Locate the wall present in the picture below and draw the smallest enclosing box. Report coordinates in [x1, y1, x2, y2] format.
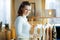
[11, 0, 16, 39]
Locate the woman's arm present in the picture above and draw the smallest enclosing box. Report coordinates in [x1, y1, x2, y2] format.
[15, 17, 27, 38]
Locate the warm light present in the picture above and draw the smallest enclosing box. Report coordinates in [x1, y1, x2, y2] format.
[49, 11, 52, 15]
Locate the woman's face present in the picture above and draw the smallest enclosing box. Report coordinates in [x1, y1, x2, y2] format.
[22, 5, 31, 16]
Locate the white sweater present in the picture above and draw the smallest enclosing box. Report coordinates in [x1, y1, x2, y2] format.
[15, 16, 31, 38]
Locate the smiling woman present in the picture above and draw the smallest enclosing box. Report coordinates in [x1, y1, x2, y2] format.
[15, 1, 32, 40]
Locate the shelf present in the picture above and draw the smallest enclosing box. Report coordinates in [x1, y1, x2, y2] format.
[28, 16, 60, 18]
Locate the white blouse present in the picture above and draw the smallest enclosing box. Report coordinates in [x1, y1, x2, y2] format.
[15, 16, 31, 38]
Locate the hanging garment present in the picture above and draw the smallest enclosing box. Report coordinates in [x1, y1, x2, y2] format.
[34, 24, 43, 40]
[52, 25, 57, 40]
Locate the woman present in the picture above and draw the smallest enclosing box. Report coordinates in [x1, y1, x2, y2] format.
[15, 1, 31, 40]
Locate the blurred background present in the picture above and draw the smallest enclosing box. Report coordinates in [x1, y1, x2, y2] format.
[0, 0, 60, 40]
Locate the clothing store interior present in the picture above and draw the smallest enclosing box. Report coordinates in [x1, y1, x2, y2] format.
[0, 0, 60, 40]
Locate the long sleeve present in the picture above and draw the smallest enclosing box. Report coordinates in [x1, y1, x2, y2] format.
[15, 17, 26, 38]
[15, 16, 31, 38]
